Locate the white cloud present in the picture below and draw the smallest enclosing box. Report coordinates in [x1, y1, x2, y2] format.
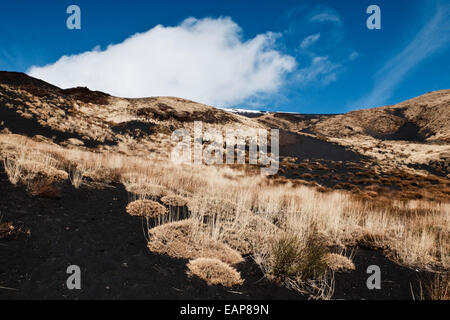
[300, 33, 321, 49]
[28, 17, 296, 107]
[296, 56, 340, 85]
[349, 52, 360, 61]
[310, 8, 342, 24]
[355, 4, 450, 108]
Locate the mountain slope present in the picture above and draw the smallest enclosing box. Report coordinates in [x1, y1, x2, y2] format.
[313, 90, 450, 143]
[257, 90, 450, 143]
[0, 71, 261, 158]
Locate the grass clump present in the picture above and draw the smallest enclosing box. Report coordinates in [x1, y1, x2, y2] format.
[126, 199, 168, 218]
[186, 258, 244, 287]
[270, 233, 328, 283]
[221, 215, 281, 255]
[322, 253, 355, 271]
[187, 197, 237, 222]
[425, 273, 449, 300]
[125, 183, 168, 200]
[161, 195, 189, 221]
[148, 219, 243, 265]
[161, 195, 188, 207]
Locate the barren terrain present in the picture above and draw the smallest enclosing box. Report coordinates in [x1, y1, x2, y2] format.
[0, 72, 448, 300]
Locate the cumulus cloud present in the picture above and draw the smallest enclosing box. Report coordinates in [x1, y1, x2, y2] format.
[28, 17, 296, 107]
[300, 33, 321, 49]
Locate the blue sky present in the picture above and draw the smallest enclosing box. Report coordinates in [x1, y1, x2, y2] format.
[0, 0, 449, 113]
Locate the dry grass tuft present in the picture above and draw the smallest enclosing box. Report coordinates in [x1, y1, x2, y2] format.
[125, 183, 168, 199]
[147, 219, 243, 265]
[425, 273, 450, 300]
[126, 200, 168, 218]
[161, 195, 188, 207]
[187, 197, 238, 222]
[221, 215, 281, 255]
[3, 156, 68, 186]
[269, 233, 328, 283]
[323, 253, 355, 271]
[186, 258, 244, 287]
[27, 181, 61, 199]
[69, 165, 85, 189]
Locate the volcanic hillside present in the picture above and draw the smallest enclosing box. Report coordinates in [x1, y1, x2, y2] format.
[255, 91, 450, 202]
[0, 71, 449, 201]
[259, 90, 450, 143]
[0, 71, 261, 158]
[0, 71, 449, 300]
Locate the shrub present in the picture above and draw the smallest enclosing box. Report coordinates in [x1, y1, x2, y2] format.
[365, 191, 378, 198]
[161, 195, 188, 207]
[125, 183, 167, 199]
[221, 215, 281, 255]
[187, 197, 237, 222]
[126, 200, 167, 218]
[271, 234, 302, 279]
[271, 233, 328, 282]
[323, 253, 355, 271]
[186, 258, 244, 287]
[3, 156, 68, 186]
[161, 195, 189, 221]
[148, 219, 244, 265]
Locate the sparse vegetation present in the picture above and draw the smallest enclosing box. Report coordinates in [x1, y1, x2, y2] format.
[161, 195, 188, 207]
[0, 74, 448, 299]
[147, 219, 244, 265]
[425, 273, 450, 300]
[126, 200, 168, 218]
[186, 258, 244, 287]
[323, 253, 355, 271]
[1, 133, 448, 277]
[270, 233, 328, 282]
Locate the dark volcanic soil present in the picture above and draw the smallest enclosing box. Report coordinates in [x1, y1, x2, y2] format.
[333, 247, 430, 300]
[0, 166, 302, 300]
[279, 130, 365, 162]
[0, 165, 429, 300]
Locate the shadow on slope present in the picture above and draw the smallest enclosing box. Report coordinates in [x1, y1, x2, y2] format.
[0, 165, 302, 300]
[279, 130, 365, 162]
[0, 104, 115, 148]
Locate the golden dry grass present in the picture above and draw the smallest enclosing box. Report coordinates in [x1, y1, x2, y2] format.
[161, 195, 188, 207]
[147, 219, 244, 265]
[126, 200, 168, 218]
[186, 258, 244, 287]
[0, 132, 448, 295]
[2, 75, 449, 297]
[323, 253, 355, 271]
[425, 273, 450, 300]
[310, 90, 450, 142]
